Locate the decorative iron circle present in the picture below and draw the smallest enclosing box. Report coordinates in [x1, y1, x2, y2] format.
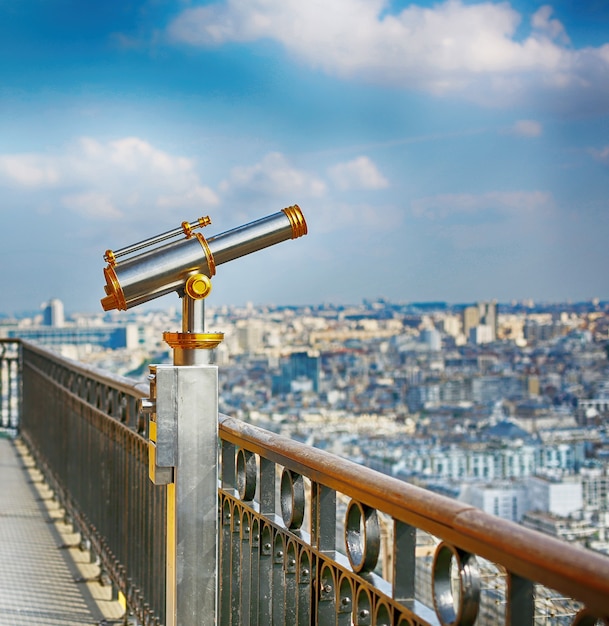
[432, 542, 480, 626]
[236, 448, 257, 501]
[280, 469, 305, 530]
[345, 500, 380, 573]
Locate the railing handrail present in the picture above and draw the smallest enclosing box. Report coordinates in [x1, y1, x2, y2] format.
[219, 413, 609, 615]
[1, 338, 149, 400]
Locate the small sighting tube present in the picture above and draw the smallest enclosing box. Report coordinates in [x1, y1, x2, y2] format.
[101, 205, 307, 311]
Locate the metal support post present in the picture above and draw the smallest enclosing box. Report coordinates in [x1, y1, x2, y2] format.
[144, 291, 223, 626]
[164, 363, 218, 625]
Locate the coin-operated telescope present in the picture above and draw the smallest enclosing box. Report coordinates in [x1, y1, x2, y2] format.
[101, 204, 307, 363]
[101, 204, 307, 312]
[99, 205, 307, 626]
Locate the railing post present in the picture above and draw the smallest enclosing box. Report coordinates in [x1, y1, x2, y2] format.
[144, 295, 221, 626]
[165, 363, 218, 626]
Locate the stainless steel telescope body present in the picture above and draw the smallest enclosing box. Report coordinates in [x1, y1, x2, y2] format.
[101, 205, 307, 311]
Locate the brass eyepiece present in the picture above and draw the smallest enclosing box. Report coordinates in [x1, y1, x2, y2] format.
[282, 205, 308, 239]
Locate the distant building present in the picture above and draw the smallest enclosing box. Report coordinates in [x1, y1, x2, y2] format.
[582, 466, 609, 512]
[469, 324, 494, 345]
[419, 328, 441, 351]
[272, 351, 320, 395]
[462, 306, 480, 338]
[236, 320, 264, 354]
[525, 474, 583, 517]
[460, 482, 528, 522]
[471, 375, 523, 404]
[42, 298, 64, 327]
[8, 324, 140, 350]
[463, 301, 497, 344]
[477, 301, 497, 340]
[521, 510, 596, 544]
[577, 392, 609, 425]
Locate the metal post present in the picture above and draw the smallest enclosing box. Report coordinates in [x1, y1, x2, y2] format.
[167, 294, 218, 626]
[165, 361, 218, 625]
[145, 292, 221, 626]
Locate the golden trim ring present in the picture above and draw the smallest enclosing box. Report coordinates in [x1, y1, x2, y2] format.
[163, 332, 224, 350]
[195, 233, 216, 276]
[282, 205, 308, 239]
[101, 265, 126, 311]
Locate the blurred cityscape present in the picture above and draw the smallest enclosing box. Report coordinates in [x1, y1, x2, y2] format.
[3, 296, 609, 557]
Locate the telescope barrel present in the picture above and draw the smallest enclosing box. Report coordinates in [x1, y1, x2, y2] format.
[101, 205, 307, 311]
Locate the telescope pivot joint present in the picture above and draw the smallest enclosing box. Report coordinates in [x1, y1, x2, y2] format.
[184, 273, 212, 300]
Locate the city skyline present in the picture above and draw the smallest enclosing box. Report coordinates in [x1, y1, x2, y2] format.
[1, 0, 608, 314]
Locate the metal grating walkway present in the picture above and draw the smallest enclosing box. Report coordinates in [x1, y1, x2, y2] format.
[0, 437, 124, 626]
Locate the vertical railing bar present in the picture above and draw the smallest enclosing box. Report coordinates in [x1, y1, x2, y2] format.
[311, 482, 337, 554]
[393, 520, 417, 605]
[240, 510, 252, 626]
[231, 502, 242, 626]
[258, 523, 273, 625]
[506, 572, 535, 626]
[222, 440, 236, 491]
[220, 498, 232, 626]
[260, 457, 276, 516]
[272, 534, 286, 626]
[0, 350, 5, 428]
[250, 517, 261, 626]
[7, 356, 13, 430]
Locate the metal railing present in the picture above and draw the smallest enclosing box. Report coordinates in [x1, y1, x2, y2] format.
[9, 339, 166, 626]
[2, 338, 609, 625]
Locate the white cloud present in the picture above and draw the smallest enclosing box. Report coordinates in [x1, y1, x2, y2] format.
[0, 154, 60, 187]
[531, 5, 570, 45]
[219, 152, 326, 199]
[327, 156, 389, 190]
[166, 0, 609, 109]
[61, 192, 123, 220]
[510, 119, 543, 137]
[0, 137, 219, 220]
[412, 190, 553, 220]
[589, 146, 609, 164]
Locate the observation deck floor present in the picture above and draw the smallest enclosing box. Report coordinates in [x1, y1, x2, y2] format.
[0, 436, 123, 626]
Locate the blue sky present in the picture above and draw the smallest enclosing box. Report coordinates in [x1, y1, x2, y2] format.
[1, 0, 608, 314]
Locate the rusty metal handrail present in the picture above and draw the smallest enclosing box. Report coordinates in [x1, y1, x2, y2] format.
[18, 339, 150, 400]
[219, 414, 609, 621]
